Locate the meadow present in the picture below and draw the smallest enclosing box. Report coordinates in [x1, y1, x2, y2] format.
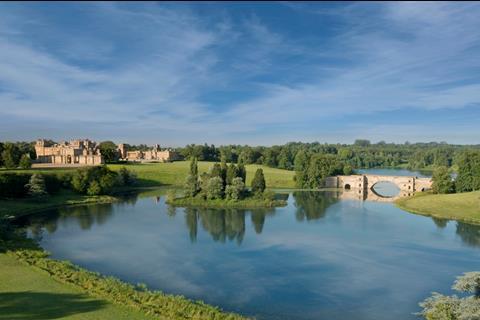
[396, 191, 480, 224]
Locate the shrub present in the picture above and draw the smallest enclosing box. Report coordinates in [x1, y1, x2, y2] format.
[418, 272, 480, 320]
[19, 154, 32, 169]
[184, 174, 199, 197]
[0, 173, 30, 198]
[225, 177, 245, 201]
[71, 166, 119, 195]
[25, 174, 48, 198]
[206, 176, 223, 200]
[118, 167, 136, 186]
[87, 181, 102, 196]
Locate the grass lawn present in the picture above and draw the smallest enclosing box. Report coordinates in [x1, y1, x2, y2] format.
[0, 190, 117, 219]
[396, 191, 480, 224]
[108, 161, 296, 188]
[2, 161, 296, 189]
[0, 253, 157, 320]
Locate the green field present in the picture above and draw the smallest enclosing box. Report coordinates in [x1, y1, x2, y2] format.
[0, 253, 156, 320]
[396, 191, 480, 224]
[2, 161, 296, 189]
[109, 161, 296, 188]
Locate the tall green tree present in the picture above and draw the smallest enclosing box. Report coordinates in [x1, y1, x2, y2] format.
[1, 143, 21, 169]
[455, 151, 480, 192]
[190, 157, 198, 178]
[432, 166, 455, 194]
[237, 162, 247, 183]
[19, 154, 32, 169]
[251, 168, 266, 194]
[226, 163, 239, 185]
[98, 141, 119, 163]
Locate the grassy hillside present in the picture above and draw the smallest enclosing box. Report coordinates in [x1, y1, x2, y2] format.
[1, 161, 296, 189]
[0, 254, 157, 320]
[396, 191, 480, 224]
[108, 161, 296, 188]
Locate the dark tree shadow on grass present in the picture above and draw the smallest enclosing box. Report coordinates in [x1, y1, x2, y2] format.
[0, 291, 107, 320]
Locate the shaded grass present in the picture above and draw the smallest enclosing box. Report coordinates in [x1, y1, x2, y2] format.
[395, 191, 480, 224]
[0, 254, 156, 320]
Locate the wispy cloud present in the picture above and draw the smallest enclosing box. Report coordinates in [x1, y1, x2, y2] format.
[0, 2, 479, 144]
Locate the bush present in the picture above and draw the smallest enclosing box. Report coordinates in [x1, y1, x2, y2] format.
[206, 176, 223, 200]
[418, 272, 480, 320]
[19, 154, 32, 169]
[25, 174, 48, 198]
[71, 166, 119, 195]
[184, 174, 199, 197]
[225, 177, 245, 201]
[118, 167, 136, 186]
[0, 173, 30, 198]
[87, 181, 102, 196]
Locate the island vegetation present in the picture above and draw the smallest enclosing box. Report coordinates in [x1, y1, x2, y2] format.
[167, 157, 287, 208]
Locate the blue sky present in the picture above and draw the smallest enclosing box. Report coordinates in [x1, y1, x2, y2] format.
[0, 2, 479, 146]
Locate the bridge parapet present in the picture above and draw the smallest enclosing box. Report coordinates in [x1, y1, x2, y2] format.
[329, 174, 432, 194]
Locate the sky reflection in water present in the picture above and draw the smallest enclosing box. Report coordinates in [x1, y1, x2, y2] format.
[26, 189, 480, 320]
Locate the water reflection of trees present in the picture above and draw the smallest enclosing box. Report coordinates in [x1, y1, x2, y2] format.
[181, 207, 275, 244]
[293, 191, 339, 221]
[456, 222, 480, 247]
[26, 202, 117, 239]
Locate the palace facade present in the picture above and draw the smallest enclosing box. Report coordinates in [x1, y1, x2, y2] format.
[118, 144, 179, 162]
[35, 139, 104, 166]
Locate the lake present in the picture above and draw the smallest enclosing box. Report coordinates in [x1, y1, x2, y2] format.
[22, 170, 480, 320]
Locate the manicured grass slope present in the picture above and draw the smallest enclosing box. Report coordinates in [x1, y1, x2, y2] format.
[109, 161, 296, 188]
[0, 254, 156, 320]
[396, 191, 480, 224]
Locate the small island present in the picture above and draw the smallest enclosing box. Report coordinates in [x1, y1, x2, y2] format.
[166, 157, 287, 208]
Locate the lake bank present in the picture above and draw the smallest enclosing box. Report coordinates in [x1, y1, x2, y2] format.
[395, 191, 480, 225]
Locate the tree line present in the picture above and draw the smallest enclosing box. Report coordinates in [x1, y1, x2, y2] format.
[0, 166, 136, 199]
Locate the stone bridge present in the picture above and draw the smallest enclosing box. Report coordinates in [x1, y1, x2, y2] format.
[326, 174, 432, 199]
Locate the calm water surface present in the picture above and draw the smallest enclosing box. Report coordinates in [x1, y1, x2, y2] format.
[23, 171, 480, 320]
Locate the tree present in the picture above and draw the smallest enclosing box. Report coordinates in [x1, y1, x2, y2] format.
[251, 168, 266, 194]
[354, 139, 371, 147]
[237, 163, 246, 183]
[303, 154, 343, 189]
[455, 151, 480, 192]
[225, 177, 245, 201]
[294, 150, 309, 188]
[226, 163, 239, 185]
[118, 167, 136, 186]
[184, 174, 199, 197]
[206, 176, 223, 200]
[1, 143, 21, 169]
[418, 272, 480, 320]
[87, 181, 102, 196]
[190, 157, 198, 178]
[343, 165, 353, 175]
[98, 141, 119, 163]
[26, 174, 47, 198]
[432, 166, 455, 194]
[19, 154, 32, 169]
